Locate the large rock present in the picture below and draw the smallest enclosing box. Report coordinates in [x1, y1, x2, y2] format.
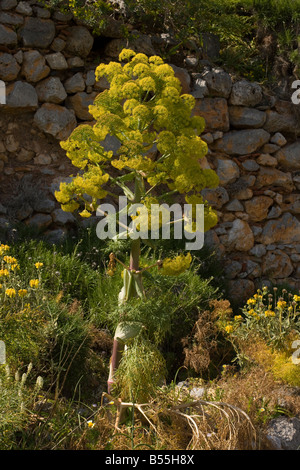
[4, 81, 38, 111]
[35, 77, 67, 104]
[259, 213, 300, 245]
[0, 53, 20, 81]
[0, 24, 17, 46]
[34, 103, 77, 140]
[216, 158, 240, 185]
[229, 106, 266, 129]
[170, 64, 191, 94]
[22, 50, 50, 83]
[0, 0, 17, 9]
[255, 167, 294, 191]
[66, 91, 97, 121]
[263, 110, 299, 135]
[262, 250, 294, 279]
[19, 17, 56, 48]
[201, 68, 232, 98]
[226, 219, 254, 251]
[64, 26, 94, 58]
[212, 129, 270, 155]
[25, 213, 52, 232]
[193, 97, 229, 132]
[266, 417, 300, 450]
[275, 142, 300, 170]
[0, 11, 24, 26]
[229, 80, 263, 107]
[244, 196, 273, 222]
[105, 34, 156, 60]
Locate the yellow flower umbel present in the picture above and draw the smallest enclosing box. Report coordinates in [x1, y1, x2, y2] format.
[55, 48, 219, 233]
[18, 289, 28, 298]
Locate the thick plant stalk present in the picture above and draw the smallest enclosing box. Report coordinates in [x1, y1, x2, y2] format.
[107, 177, 145, 394]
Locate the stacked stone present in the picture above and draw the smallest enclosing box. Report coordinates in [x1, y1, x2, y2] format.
[0, 0, 300, 300]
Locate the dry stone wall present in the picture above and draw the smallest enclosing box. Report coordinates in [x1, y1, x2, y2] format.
[0, 0, 300, 302]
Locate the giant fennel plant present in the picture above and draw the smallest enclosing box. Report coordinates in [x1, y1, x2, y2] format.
[55, 49, 219, 396]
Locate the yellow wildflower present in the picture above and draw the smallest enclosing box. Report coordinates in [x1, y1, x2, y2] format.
[277, 300, 287, 309]
[5, 288, 16, 298]
[35, 262, 44, 269]
[234, 315, 242, 321]
[293, 295, 300, 302]
[18, 289, 28, 298]
[247, 298, 256, 305]
[29, 279, 39, 288]
[265, 310, 275, 317]
[0, 269, 9, 277]
[225, 324, 233, 334]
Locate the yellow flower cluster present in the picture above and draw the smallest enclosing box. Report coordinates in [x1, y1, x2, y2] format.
[159, 252, 192, 276]
[55, 49, 219, 232]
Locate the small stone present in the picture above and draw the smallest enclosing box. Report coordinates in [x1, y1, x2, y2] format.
[224, 261, 242, 279]
[229, 106, 266, 129]
[242, 160, 260, 172]
[225, 199, 244, 211]
[85, 70, 95, 87]
[33, 154, 52, 165]
[255, 167, 294, 191]
[267, 205, 282, 219]
[35, 76, 67, 104]
[51, 37, 66, 53]
[212, 129, 270, 156]
[216, 159, 240, 185]
[64, 72, 86, 94]
[26, 213, 52, 232]
[0, 53, 20, 81]
[249, 244, 266, 257]
[262, 250, 293, 279]
[32, 6, 51, 18]
[191, 76, 209, 99]
[262, 143, 280, 154]
[201, 186, 229, 209]
[244, 196, 273, 222]
[15, 1, 33, 15]
[229, 80, 263, 107]
[67, 57, 85, 68]
[0, 0, 17, 10]
[16, 148, 35, 162]
[226, 219, 254, 251]
[32, 197, 55, 213]
[22, 50, 50, 83]
[66, 91, 97, 121]
[14, 50, 23, 65]
[5, 134, 19, 152]
[193, 97, 229, 132]
[0, 11, 24, 26]
[52, 208, 76, 225]
[257, 154, 278, 167]
[275, 142, 300, 171]
[45, 52, 68, 71]
[259, 213, 300, 245]
[0, 24, 17, 46]
[201, 68, 232, 98]
[4, 81, 38, 110]
[270, 132, 287, 147]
